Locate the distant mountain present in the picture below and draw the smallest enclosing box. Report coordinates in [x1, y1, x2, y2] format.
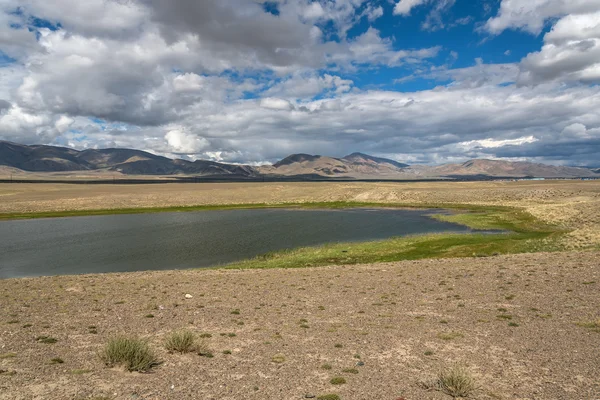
[1, 141, 598, 179]
[342, 152, 409, 169]
[262, 152, 410, 177]
[0, 141, 257, 177]
[425, 159, 598, 178]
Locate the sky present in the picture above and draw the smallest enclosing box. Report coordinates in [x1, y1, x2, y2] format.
[0, 0, 599, 166]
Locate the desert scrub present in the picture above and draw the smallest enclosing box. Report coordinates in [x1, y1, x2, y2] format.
[437, 332, 464, 341]
[317, 395, 340, 400]
[271, 354, 286, 363]
[330, 377, 346, 385]
[99, 336, 159, 372]
[435, 365, 476, 398]
[164, 330, 196, 353]
[36, 335, 58, 344]
[576, 319, 600, 333]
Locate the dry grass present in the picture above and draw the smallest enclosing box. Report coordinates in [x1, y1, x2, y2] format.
[435, 365, 476, 398]
[99, 336, 159, 372]
[164, 330, 196, 353]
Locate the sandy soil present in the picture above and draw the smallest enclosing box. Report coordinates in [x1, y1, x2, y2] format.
[2, 180, 600, 248]
[1, 251, 599, 400]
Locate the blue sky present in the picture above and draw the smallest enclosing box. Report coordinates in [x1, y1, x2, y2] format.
[0, 0, 599, 165]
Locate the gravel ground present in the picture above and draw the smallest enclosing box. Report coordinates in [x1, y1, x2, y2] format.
[1, 251, 599, 400]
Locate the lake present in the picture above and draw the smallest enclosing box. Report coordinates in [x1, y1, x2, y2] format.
[0, 208, 474, 278]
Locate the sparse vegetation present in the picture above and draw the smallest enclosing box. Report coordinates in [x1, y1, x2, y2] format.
[165, 330, 196, 353]
[341, 368, 358, 374]
[49, 357, 64, 364]
[330, 377, 346, 385]
[435, 365, 476, 398]
[437, 332, 464, 341]
[576, 320, 600, 333]
[36, 336, 58, 344]
[99, 336, 159, 372]
[317, 394, 340, 400]
[271, 354, 286, 363]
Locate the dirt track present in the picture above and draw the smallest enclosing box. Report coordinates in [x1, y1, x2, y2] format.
[1, 251, 599, 400]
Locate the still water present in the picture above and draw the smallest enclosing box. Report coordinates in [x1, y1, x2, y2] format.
[0, 208, 474, 278]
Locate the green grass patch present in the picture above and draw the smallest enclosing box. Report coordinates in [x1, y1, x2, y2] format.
[216, 202, 565, 270]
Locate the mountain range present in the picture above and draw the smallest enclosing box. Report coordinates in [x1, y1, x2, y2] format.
[0, 141, 598, 180]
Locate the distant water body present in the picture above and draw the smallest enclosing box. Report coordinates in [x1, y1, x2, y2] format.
[0, 208, 475, 278]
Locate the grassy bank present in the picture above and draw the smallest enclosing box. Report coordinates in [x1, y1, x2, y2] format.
[223, 203, 566, 269]
[0, 200, 568, 268]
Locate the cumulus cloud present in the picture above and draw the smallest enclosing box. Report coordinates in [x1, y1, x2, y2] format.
[485, 0, 598, 35]
[518, 11, 600, 85]
[394, 0, 429, 16]
[0, 0, 599, 165]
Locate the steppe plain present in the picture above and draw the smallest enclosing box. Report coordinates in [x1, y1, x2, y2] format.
[1, 180, 599, 399]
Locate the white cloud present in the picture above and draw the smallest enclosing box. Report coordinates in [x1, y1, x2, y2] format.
[265, 72, 353, 99]
[165, 129, 209, 154]
[518, 10, 600, 85]
[459, 136, 539, 149]
[260, 98, 295, 111]
[394, 0, 429, 16]
[485, 0, 598, 35]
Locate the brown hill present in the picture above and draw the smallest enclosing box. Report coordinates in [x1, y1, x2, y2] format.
[1, 141, 598, 179]
[425, 159, 598, 178]
[0, 141, 258, 177]
[261, 153, 409, 177]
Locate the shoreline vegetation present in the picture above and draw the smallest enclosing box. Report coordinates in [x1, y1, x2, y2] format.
[0, 201, 568, 273]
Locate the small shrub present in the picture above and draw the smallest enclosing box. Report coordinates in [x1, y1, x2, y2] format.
[199, 333, 212, 338]
[334, 343, 343, 348]
[222, 350, 232, 355]
[50, 357, 64, 364]
[341, 368, 358, 374]
[230, 309, 240, 315]
[321, 363, 332, 370]
[70, 369, 92, 375]
[99, 336, 159, 372]
[424, 350, 434, 356]
[317, 395, 340, 400]
[437, 332, 463, 341]
[36, 336, 58, 344]
[271, 354, 286, 363]
[436, 365, 476, 398]
[577, 319, 600, 333]
[330, 376, 346, 385]
[165, 330, 196, 353]
[508, 322, 519, 327]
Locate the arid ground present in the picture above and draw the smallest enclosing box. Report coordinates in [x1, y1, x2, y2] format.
[1, 181, 599, 399]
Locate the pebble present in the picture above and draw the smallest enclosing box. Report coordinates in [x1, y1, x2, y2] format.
[184, 294, 193, 299]
[357, 361, 365, 366]
[304, 395, 315, 398]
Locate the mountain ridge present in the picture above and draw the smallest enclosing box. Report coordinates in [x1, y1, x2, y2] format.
[0, 141, 598, 179]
